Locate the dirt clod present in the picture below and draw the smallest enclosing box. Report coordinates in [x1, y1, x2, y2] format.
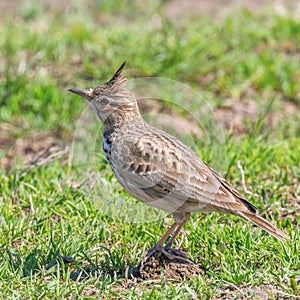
[132, 250, 205, 281]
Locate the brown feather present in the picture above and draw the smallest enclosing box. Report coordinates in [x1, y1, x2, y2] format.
[237, 211, 288, 242]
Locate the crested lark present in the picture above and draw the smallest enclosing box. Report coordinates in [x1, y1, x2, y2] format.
[69, 62, 288, 258]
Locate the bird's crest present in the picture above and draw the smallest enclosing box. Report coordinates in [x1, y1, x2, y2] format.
[92, 61, 127, 95]
[105, 61, 127, 88]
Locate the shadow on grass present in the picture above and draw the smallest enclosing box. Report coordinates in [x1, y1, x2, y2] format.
[4, 239, 72, 277]
[3, 242, 204, 282]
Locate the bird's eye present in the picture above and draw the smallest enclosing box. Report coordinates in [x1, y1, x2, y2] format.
[100, 98, 109, 105]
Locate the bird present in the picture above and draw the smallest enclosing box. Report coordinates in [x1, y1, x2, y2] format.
[69, 62, 288, 260]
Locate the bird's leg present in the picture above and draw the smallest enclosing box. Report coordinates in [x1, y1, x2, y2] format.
[143, 222, 193, 264]
[163, 221, 191, 261]
[161, 212, 194, 262]
[164, 221, 185, 251]
[144, 212, 194, 264]
[165, 211, 190, 250]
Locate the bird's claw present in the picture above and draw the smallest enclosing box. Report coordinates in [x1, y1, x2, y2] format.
[142, 245, 195, 265]
[162, 248, 195, 264]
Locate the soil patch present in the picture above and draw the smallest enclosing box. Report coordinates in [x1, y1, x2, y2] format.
[0, 123, 67, 171]
[131, 250, 205, 281]
[212, 283, 293, 299]
[214, 98, 300, 136]
[164, 0, 300, 20]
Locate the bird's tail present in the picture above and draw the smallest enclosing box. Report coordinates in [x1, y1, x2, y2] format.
[238, 211, 288, 242]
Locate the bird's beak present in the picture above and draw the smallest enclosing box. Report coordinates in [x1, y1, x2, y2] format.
[68, 88, 94, 101]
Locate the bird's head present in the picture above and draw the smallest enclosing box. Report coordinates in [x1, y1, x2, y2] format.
[69, 62, 140, 127]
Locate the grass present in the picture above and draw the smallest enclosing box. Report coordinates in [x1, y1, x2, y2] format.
[0, 0, 300, 298]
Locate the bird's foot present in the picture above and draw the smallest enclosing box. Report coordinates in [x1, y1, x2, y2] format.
[142, 244, 194, 265]
[161, 247, 195, 264]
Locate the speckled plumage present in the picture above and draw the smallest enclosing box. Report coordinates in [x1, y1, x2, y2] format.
[69, 62, 287, 256]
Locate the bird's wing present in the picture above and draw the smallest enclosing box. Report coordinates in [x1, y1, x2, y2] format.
[112, 127, 256, 214]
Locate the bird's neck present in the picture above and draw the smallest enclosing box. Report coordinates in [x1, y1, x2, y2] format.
[102, 110, 144, 137]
